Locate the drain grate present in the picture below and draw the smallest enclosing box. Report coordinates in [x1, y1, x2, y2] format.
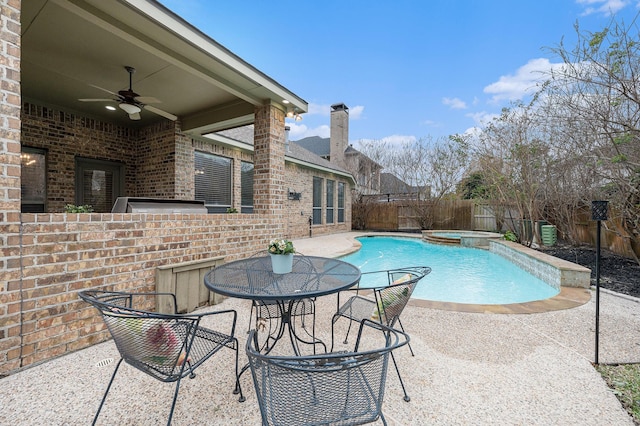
[95, 357, 114, 368]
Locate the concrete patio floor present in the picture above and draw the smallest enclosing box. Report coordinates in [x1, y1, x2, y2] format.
[1, 232, 638, 425]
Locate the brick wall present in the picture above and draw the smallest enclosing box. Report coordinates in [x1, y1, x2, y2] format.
[0, 0, 22, 374]
[284, 162, 352, 239]
[1, 213, 277, 373]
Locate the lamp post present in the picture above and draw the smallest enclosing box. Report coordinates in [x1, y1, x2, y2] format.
[591, 200, 608, 365]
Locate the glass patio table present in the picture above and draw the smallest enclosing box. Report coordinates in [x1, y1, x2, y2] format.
[204, 254, 361, 355]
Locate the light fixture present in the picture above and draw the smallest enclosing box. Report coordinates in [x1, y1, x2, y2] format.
[105, 105, 116, 111]
[119, 102, 141, 114]
[286, 107, 303, 121]
[282, 99, 290, 104]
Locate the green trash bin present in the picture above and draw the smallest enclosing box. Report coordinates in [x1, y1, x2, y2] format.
[541, 225, 557, 246]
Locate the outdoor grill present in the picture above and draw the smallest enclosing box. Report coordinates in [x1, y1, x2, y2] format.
[111, 197, 207, 214]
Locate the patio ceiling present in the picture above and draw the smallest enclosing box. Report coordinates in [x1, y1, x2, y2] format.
[20, 0, 307, 135]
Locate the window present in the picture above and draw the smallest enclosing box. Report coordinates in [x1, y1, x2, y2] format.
[312, 177, 323, 225]
[326, 179, 335, 224]
[195, 151, 232, 213]
[338, 182, 345, 223]
[75, 157, 124, 213]
[241, 161, 254, 213]
[21, 147, 47, 213]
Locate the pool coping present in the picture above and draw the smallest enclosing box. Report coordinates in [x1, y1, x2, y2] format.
[337, 232, 593, 314]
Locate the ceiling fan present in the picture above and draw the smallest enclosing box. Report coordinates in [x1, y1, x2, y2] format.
[79, 66, 177, 121]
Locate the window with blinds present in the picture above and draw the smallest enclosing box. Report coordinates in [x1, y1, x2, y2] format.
[194, 151, 232, 213]
[338, 182, 345, 223]
[326, 179, 335, 224]
[241, 161, 253, 213]
[312, 176, 323, 225]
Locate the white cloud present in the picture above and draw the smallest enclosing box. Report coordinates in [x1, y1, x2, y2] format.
[577, 0, 629, 16]
[442, 97, 468, 110]
[349, 105, 365, 119]
[484, 58, 564, 102]
[287, 123, 330, 140]
[351, 134, 417, 150]
[466, 111, 500, 127]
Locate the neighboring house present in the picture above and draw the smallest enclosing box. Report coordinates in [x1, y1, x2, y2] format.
[295, 103, 382, 195]
[378, 172, 431, 201]
[0, 0, 353, 375]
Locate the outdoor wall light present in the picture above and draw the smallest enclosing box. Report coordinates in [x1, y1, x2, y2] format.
[286, 108, 303, 121]
[288, 188, 302, 200]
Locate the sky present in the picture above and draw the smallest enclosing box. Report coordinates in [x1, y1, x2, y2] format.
[157, 0, 640, 145]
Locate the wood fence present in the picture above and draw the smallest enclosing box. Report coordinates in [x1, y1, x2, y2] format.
[357, 199, 639, 260]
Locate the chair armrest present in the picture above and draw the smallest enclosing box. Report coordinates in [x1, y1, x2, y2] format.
[188, 308, 238, 338]
[354, 319, 410, 353]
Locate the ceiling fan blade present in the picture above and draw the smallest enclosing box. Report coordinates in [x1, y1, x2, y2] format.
[78, 98, 114, 102]
[135, 96, 161, 104]
[129, 112, 141, 121]
[89, 84, 119, 97]
[144, 105, 177, 121]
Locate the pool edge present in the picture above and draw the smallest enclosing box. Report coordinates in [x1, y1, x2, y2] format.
[409, 286, 592, 314]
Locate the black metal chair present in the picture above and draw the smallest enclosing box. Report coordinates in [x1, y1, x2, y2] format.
[331, 266, 431, 402]
[79, 290, 244, 426]
[247, 319, 409, 426]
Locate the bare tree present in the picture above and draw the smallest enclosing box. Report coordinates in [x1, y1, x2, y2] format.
[359, 136, 469, 229]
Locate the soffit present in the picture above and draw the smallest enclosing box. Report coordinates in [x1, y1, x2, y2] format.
[20, 0, 306, 134]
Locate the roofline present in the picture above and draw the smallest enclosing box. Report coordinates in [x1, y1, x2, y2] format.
[285, 157, 356, 184]
[204, 133, 356, 184]
[113, 0, 307, 112]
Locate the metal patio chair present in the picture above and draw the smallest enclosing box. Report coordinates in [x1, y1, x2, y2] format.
[331, 266, 431, 402]
[79, 290, 244, 426]
[246, 319, 409, 426]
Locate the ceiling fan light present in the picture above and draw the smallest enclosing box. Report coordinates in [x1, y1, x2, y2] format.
[119, 102, 141, 114]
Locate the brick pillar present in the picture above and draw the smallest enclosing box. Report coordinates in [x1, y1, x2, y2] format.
[253, 102, 285, 217]
[0, 0, 22, 374]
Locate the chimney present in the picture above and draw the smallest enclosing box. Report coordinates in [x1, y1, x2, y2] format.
[330, 103, 349, 168]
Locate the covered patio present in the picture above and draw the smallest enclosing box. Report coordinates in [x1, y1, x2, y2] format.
[2, 0, 325, 375]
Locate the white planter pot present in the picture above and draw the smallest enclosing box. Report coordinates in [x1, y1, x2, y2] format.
[270, 253, 293, 274]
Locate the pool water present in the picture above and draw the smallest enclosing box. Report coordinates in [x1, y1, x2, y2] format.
[340, 236, 559, 305]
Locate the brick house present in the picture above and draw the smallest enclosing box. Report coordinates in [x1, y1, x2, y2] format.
[0, 0, 353, 374]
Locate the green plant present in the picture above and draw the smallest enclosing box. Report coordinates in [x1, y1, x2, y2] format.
[226, 207, 238, 213]
[503, 230, 518, 242]
[268, 238, 295, 255]
[597, 363, 640, 423]
[64, 204, 94, 213]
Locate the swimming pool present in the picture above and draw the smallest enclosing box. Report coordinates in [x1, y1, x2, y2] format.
[340, 236, 560, 305]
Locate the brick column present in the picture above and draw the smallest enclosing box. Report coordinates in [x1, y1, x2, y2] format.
[253, 102, 286, 217]
[0, 0, 22, 374]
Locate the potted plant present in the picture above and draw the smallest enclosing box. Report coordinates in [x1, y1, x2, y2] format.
[268, 238, 295, 274]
